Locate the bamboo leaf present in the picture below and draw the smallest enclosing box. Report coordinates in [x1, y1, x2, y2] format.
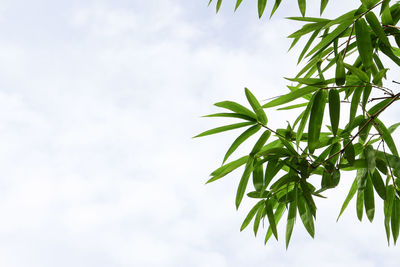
[263, 86, 319, 108]
[194, 121, 255, 138]
[356, 189, 364, 221]
[253, 204, 264, 236]
[223, 125, 261, 163]
[265, 200, 279, 240]
[355, 18, 373, 69]
[298, 0, 306, 17]
[236, 157, 255, 209]
[308, 90, 327, 153]
[371, 171, 386, 200]
[335, 53, 346, 86]
[298, 195, 315, 237]
[364, 174, 375, 222]
[245, 88, 268, 125]
[392, 197, 400, 244]
[337, 178, 358, 220]
[365, 12, 391, 48]
[344, 63, 369, 82]
[286, 186, 298, 249]
[320, 0, 329, 15]
[265, 204, 285, 244]
[349, 86, 363, 126]
[329, 89, 340, 136]
[203, 112, 257, 121]
[235, 0, 243, 11]
[240, 200, 264, 231]
[207, 156, 249, 183]
[374, 118, 399, 157]
[214, 101, 257, 119]
[270, 0, 282, 17]
[258, 0, 267, 18]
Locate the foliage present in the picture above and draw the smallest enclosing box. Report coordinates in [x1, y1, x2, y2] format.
[196, 0, 400, 248]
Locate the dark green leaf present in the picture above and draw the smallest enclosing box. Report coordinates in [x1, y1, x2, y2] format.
[356, 189, 364, 221]
[385, 185, 395, 244]
[286, 186, 297, 249]
[364, 174, 375, 222]
[343, 63, 369, 82]
[298, 195, 315, 237]
[329, 89, 340, 136]
[252, 160, 264, 192]
[365, 12, 391, 48]
[203, 112, 257, 122]
[355, 18, 373, 69]
[258, 0, 267, 18]
[251, 130, 271, 155]
[349, 86, 363, 126]
[265, 204, 285, 244]
[335, 54, 346, 86]
[253, 204, 264, 236]
[235, 0, 243, 11]
[374, 118, 399, 156]
[216, 0, 222, 13]
[308, 90, 327, 153]
[207, 156, 249, 183]
[392, 197, 400, 244]
[265, 200, 278, 240]
[371, 171, 386, 200]
[364, 145, 376, 174]
[270, 0, 282, 17]
[278, 102, 308, 110]
[296, 92, 316, 146]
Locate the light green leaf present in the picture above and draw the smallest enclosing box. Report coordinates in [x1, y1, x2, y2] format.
[335, 54, 346, 86]
[251, 130, 271, 155]
[235, 0, 243, 11]
[365, 12, 391, 48]
[278, 102, 308, 110]
[298, 30, 320, 64]
[223, 125, 261, 163]
[245, 88, 268, 125]
[263, 86, 318, 108]
[203, 112, 256, 121]
[194, 121, 255, 138]
[329, 89, 340, 136]
[385, 185, 395, 244]
[392, 197, 400, 244]
[214, 101, 257, 119]
[389, 122, 400, 134]
[265, 204, 285, 244]
[216, 0, 222, 13]
[364, 145, 376, 174]
[296, 93, 316, 146]
[337, 178, 358, 220]
[252, 160, 264, 192]
[349, 86, 363, 126]
[343, 63, 369, 82]
[253, 204, 264, 236]
[240, 200, 264, 231]
[298, 195, 315, 237]
[207, 156, 249, 183]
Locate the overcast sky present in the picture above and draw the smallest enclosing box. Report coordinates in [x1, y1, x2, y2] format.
[0, 0, 399, 266]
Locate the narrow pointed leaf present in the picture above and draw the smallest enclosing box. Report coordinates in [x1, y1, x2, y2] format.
[364, 175, 375, 222]
[240, 200, 264, 231]
[263, 86, 318, 108]
[320, 0, 329, 15]
[365, 12, 391, 48]
[298, 0, 306, 17]
[355, 18, 373, 69]
[344, 63, 369, 82]
[308, 90, 327, 153]
[194, 121, 255, 138]
[236, 157, 255, 209]
[270, 0, 282, 17]
[207, 156, 249, 183]
[203, 112, 257, 121]
[265, 200, 278, 240]
[251, 130, 271, 155]
[356, 189, 364, 221]
[384, 185, 394, 244]
[329, 89, 340, 136]
[374, 118, 399, 156]
[335, 54, 346, 86]
[364, 145, 376, 174]
[216, 0, 222, 13]
[349, 86, 363, 126]
[298, 195, 315, 237]
[235, 0, 243, 11]
[223, 125, 261, 163]
[253, 205, 264, 236]
[258, 0, 267, 18]
[265, 204, 285, 244]
[214, 101, 257, 119]
[286, 187, 298, 248]
[245, 88, 268, 125]
[392, 197, 400, 244]
[337, 178, 358, 220]
[371, 171, 386, 200]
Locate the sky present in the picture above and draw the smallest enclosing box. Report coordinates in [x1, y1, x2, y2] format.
[0, 0, 399, 266]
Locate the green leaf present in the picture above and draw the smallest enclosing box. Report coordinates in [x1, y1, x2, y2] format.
[235, 0, 243, 11]
[374, 118, 399, 157]
[270, 0, 282, 17]
[371, 171, 386, 200]
[252, 160, 264, 192]
[392, 197, 400, 244]
[263, 86, 318, 108]
[360, 0, 379, 9]
[253, 204, 264, 236]
[296, 93, 316, 146]
[335, 53, 346, 86]
[356, 188, 364, 221]
[216, 0, 222, 13]
[298, 0, 306, 17]
[343, 63, 369, 82]
[298, 30, 320, 64]
[203, 112, 257, 122]
[364, 174, 375, 222]
[194, 121, 255, 138]
[329, 89, 340, 136]
[308, 90, 327, 153]
[223, 125, 261, 163]
[306, 19, 353, 57]
[362, 84, 372, 112]
[286, 186, 298, 249]
[365, 12, 391, 48]
[207, 156, 249, 183]
[265, 204, 285, 244]
[389, 122, 400, 133]
[355, 18, 373, 70]
[251, 130, 271, 155]
[385, 185, 395, 244]
[265, 200, 279, 240]
[298, 194, 315, 237]
[258, 0, 267, 18]
[264, 159, 284, 189]
[337, 178, 358, 220]
[278, 102, 308, 110]
[364, 145, 376, 174]
[382, 4, 393, 25]
[349, 86, 363, 126]
[320, 0, 329, 15]
[245, 88, 268, 125]
[236, 157, 255, 209]
[240, 200, 264, 231]
[214, 101, 257, 119]
[343, 139, 355, 165]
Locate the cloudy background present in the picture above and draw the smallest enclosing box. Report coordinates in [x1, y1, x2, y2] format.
[0, 0, 398, 266]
